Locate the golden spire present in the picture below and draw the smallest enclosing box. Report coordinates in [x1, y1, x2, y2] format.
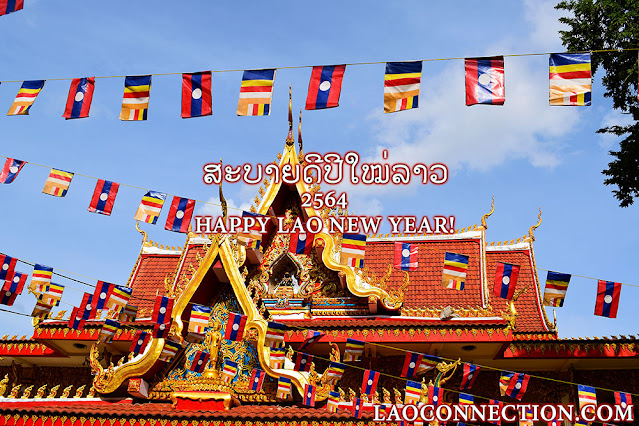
[527, 207, 542, 242]
[219, 158, 228, 220]
[298, 109, 303, 154]
[285, 85, 294, 146]
[480, 195, 495, 229]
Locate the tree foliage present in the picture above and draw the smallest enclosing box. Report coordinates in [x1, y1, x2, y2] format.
[556, 0, 639, 206]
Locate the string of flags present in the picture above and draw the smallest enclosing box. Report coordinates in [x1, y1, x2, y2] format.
[0, 49, 634, 121]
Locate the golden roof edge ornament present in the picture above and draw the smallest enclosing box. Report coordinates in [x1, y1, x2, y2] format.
[285, 85, 294, 146]
[136, 221, 149, 245]
[480, 195, 495, 230]
[526, 207, 542, 242]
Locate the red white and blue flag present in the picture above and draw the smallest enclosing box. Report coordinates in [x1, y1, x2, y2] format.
[352, 398, 363, 418]
[465, 56, 505, 105]
[614, 391, 632, 410]
[0, 158, 26, 184]
[361, 369, 380, 397]
[224, 312, 247, 341]
[460, 363, 480, 390]
[190, 350, 210, 373]
[88, 179, 119, 216]
[499, 371, 530, 400]
[303, 384, 316, 407]
[394, 242, 418, 271]
[0, 0, 23, 16]
[182, 71, 212, 118]
[92, 280, 114, 310]
[428, 384, 444, 406]
[165, 196, 195, 233]
[63, 77, 95, 119]
[294, 352, 313, 372]
[489, 400, 503, 425]
[77, 292, 96, 320]
[401, 351, 423, 378]
[249, 368, 266, 392]
[298, 329, 325, 351]
[153, 322, 170, 339]
[494, 262, 520, 300]
[289, 230, 315, 255]
[0, 253, 17, 281]
[1, 271, 27, 306]
[130, 330, 151, 355]
[68, 307, 85, 330]
[305, 65, 346, 110]
[152, 295, 174, 325]
[594, 280, 622, 318]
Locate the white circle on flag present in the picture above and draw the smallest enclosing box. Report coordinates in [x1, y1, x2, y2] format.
[409, 362, 415, 368]
[254, 377, 259, 383]
[100, 292, 107, 299]
[433, 395, 438, 402]
[5, 291, 11, 297]
[319, 81, 331, 91]
[75, 92, 84, 102]
[176, 210, 184, 219]
[160, 307, 166, 314]
[478, 72, 491, 86]
[85, 304, 92, 311]
[9, 166, 18, 174]
[2, 263, 8, 271]
[301, 359, 306, 364]
[621, 402, 627, 408]
[604, 295, 613, 304]
[367, 379, 373, 386]
[198, 360, 203, 365]
[138, 339, 143, 345]
[502, 276, 510, 285]
[13, 276, 19, 283]
[159, 324, 165, 330]
[515, 382, 521, 389]
[355, 404, 360, 410]
[402, 249, 410, 257]
[100, 192, 109, 201]
[299, 233, 306, 241]
[192, 88, 202, 99]
[233, 323, 239, 331]
[307, 392, 312, 398]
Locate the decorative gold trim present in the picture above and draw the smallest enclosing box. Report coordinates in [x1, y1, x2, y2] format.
[170, 391, 236, 410]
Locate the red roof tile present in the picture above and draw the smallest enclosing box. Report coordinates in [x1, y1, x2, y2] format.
[129, 254, 180, 314]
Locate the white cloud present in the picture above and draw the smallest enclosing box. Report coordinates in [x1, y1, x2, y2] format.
[598, 109, 634, 149]
[523, 0, 568, 50]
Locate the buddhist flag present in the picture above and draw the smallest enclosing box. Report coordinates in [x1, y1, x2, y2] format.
[106, 285, 132, 313]
[182, 71, 212, 118]
[543, 271, 571, 307]
[276, 377, 292, 399]
[549, 53, 591, 106]
[493, 262, 520, 300]
[0, 158, 26, 184]
[159, 340, 181, 362]
[7, 80, 45, 115]
[221, 360, 238, 382]
[340, 233, 367, 268]
[265, 321, 287, 348]
[39, 282, 64, 306]
[428, 384, 443, 407]
[224, 312, 246, 341]
[88, 180, 119, 216]
[0, 0, 24, 16]
[442, 252, 469, 290]
[465, 56, 505, 105]
[614, 391, 632, 410]
[499, 371, 530, 400]
[460, 363, 480, 390]
[269, 347, 286, 369]
[68, 307, 85, 330]
[1, 272, 27, 306]
[237, 211, 265, 245]
[31, 264, 53, 293]
[99, 319, 120, 343]
[394, 242, 418, 271]
[404, 380, 422, 405]
[130, 330, 151, 355]
[165, 196, 195, 233]
[294, 352, 313, 372]
[298, 329, 325, 351]
[119, 304, 138, 322]
[237, 69, 276, 116]
[303, 384, 316, 407]
[92, 280, 114, 310]
[594, 280, 622, 318]
[343, 338, 365, 361]
[459, 393, 474, 405]
[401, 351, 423, 378]
[578, 384, 597, 417]
[327, 390, 340, 412]
[249, 368, 266, 392]
[289, 230, 315, 255]
[361, 369, 380, 397]
[152, 295, 173, 325]
[42, 169, 73, 197]
[305, 65, 346, 110]
[120, 75, 152, 120]
[384, 61, 422, 113]
[31, 300, 53, 319]
[134, 191, 167, 225]
[63, 77, 95, 119]
[326, 361, 346, 385]
[0, 254, 17, 282]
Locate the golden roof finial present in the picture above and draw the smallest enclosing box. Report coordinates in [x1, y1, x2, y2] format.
[219, 158, 228, 221]
[285, 85, 294, 146]
[480, 195, 495, 229]
[298, 108, 303, 154]
[135, 221, 148, 244]
[527, 207, 542, 242]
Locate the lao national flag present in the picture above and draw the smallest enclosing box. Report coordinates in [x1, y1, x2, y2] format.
[289, 230, 314, 255]
[499, 371, 529, 400]
[224, 312, 247, 341]
[92, 280, 114, 310]
[352, 398, 363, 418]
[594, 280, 622, 318]
[165, 196, 195, 233]
[182, 72, 212, 118]
[190, 350, 210, 373]
[394, 242, 418, 271]
[0, 158, 26, 184]
[153, 322, 170, 338]
[303, 384, 316, 407]
[152, 295, 174, 325]
[130, 330, 151, 354]
[361, 369, 380, 397]
[461, 363, 480, 390]
[88, 180, 119, 216]
[294, 352, 313, 372]
[401, 351, 423, 378]
[68, 307, 85, 330]
[614, 391, 632, 410]
[305, 65, 346, 110]
[63, 77, 95, 119]
[465, 56, 505, 105]
[1, 271, 27, 306]
[0, 0, 23, 16]
[493, 262, 520, 300]
[250, 368, 265, 392]
[428, 384, 443, 406]
[299, 329, 325, 351]
[0, 253, 17, 281]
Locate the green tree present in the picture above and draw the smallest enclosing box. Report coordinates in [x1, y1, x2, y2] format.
[556, 0, 639, 206]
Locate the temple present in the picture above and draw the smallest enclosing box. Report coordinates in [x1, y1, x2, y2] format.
[0, 106, 637, 426]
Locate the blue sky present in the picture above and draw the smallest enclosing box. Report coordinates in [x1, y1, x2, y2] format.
[0, 1, 636, 339]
